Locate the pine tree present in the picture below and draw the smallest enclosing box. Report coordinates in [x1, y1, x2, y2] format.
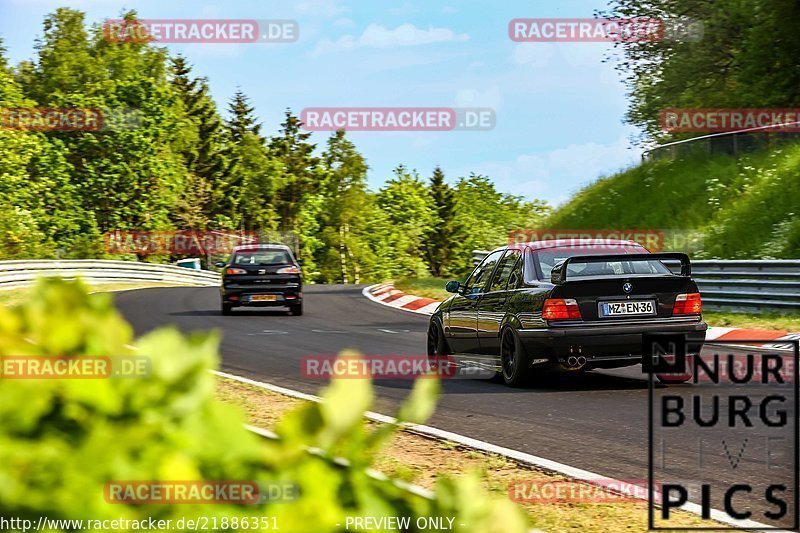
[425, 166, 459, 277]
[218, 89, 277, 230]
[169, 55, 228, 227]
[269, 110, 319, 230]
[227, 89, 262, 143]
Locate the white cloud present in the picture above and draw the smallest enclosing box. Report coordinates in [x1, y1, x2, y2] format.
[455, 86, 502, 111]
[388, 2, 419, 16]
[333, 18, 355, 28]
[293, 0, 347, 18]
[512, 43, 557, 67]
[458, 137, 640, 205]
[313, 23, 469, 55]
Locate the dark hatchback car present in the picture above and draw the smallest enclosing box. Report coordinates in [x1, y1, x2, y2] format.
[216, 244, 303, 316]
[427, 239, 707, 386]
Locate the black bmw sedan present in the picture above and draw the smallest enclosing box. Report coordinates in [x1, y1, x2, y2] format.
[427, 239, 707, 386]
[217, 244, 303, 316]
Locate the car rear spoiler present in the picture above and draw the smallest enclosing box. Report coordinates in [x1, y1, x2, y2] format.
[550, 252, 691, 284]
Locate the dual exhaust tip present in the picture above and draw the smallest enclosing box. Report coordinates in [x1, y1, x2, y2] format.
[566, 356, 587, 368]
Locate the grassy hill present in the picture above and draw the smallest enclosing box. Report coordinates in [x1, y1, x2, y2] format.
[545, 143, 800, 259]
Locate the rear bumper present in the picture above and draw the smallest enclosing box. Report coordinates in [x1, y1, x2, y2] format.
[518, 320, 707, 338]
[220, 286, 302, 307]
[517, 319, 707, 364]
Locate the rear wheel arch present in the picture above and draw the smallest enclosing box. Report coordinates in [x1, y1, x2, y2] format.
[500, 312, 524, 331]
[499, 326, 531, 386]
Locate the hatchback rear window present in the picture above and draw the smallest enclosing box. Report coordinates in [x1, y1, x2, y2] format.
[529, 246, 671, 282]
[233, 250, 292, 266]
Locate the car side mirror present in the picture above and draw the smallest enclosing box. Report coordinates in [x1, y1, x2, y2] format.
[445, 280, 461, 294]
[550, 262, 566, 284]
[214, 261, 226, 268]
[297, 260, 304, 266]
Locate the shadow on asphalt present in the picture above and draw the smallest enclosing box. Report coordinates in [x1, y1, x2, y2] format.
[170, 309, 293, 317]
[371, 370, 662, 394]
[519, 371, 654, 392]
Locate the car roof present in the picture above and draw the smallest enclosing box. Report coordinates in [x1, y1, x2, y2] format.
[231, 244, 292, 252]
[504, 238, 646, 252]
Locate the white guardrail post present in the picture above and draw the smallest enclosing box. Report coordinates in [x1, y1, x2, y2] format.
[471, 250, 800, 314]
[0, 259, 220, 291]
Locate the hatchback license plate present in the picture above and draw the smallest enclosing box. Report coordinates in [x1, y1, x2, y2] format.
[251, 295, 277, 302]
[600, 300, 656, 317]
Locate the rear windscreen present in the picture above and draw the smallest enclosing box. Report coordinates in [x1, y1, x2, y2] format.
[232, 250, 292, 266]
[529, 247, 672, 282]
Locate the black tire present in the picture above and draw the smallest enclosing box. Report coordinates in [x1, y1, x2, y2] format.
[289, 303, 303, 316]
[500, 327, 531, 387]
[427, 320, 452, 377]
[221, 303, 233, 316]
[427, 320, 449, 357]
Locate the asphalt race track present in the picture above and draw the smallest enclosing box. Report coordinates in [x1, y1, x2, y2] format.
[116, 284, 796, 526]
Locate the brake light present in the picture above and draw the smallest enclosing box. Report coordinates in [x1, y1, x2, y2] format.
[277, 265, 301, 274]
[226, 268, 247, 275]
[673, 293, 702, 315]
[542, 298, 582, 321]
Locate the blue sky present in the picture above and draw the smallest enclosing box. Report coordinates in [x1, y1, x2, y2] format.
[0, 0, 643, 206]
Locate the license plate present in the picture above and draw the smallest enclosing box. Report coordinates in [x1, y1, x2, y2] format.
[600, 300, 656, 317]
[251, 295, 277, 302]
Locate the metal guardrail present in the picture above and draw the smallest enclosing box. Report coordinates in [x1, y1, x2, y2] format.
[471, 250, 800, 313]
[642, 121, 800, 162]
[0, 259, 220, 290]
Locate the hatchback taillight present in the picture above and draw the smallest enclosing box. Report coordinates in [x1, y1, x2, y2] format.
[542, 298, 582, 320]
[226, 268, 247, 275]
[277, 265, 301, 274]
[673, 293, 702, 315]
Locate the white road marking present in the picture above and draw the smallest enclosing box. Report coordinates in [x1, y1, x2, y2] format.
[246, 330, 289, 336]
[212, 369, 783, 531]
[311, 329, 346, 333]
[377, 328, 410, 334]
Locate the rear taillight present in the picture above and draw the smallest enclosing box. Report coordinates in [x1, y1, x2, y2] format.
[673, 293, 702, 315]
[226, 268, 247, 275]
[542, 298, 582, 321]
[277, 265, 301, 274]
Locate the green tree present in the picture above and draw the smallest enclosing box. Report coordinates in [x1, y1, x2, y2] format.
[170, 55, 228, 228]
[227, 89, 262, 143]
[451, 174, 550, 277]
[269, 110, 319, 231]
[424, 167, 459, 277]
[603, 0, 800, 142]
[315, 130, 370, 283]
[17, 9, 185, 244]
[0, 37, 84, 258]
[374, 166, 435, 278]
[216, 89, 267, 224]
